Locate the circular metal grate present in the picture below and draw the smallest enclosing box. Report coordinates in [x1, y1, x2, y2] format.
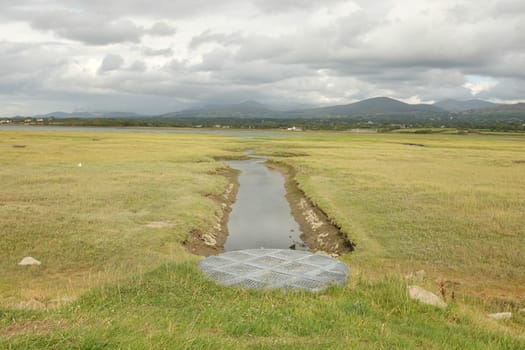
[199, 249, 349, 292]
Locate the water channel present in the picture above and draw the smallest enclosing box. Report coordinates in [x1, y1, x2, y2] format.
[0, 125, 292, 138]
[224, 157, 307, 251]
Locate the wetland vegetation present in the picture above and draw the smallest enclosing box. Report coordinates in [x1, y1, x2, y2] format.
[1, 129, 524, 348]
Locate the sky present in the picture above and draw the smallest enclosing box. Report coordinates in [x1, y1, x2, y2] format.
[1, 0, 524, 116]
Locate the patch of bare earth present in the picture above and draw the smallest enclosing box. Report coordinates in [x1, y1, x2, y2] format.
[184, 167, 239, 256]
[267, 161, 355, 256]
[1, 320, 67, 338]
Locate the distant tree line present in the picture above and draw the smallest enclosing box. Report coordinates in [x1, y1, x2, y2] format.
[8, 113, 525, 132]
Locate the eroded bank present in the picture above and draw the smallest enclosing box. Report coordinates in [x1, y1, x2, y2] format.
[185, 157, 354, 256]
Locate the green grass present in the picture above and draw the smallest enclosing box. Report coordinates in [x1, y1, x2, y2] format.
[1, 129, 524, 348]
[2, 263, 523, 349]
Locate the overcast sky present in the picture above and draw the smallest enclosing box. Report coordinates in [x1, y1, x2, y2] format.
[1, 0, 524, 116]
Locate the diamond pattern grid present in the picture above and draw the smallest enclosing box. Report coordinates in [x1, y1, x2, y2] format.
[199, 249, 349, 292]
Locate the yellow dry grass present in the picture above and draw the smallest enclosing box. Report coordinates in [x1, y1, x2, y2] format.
[254, 133, 525, 302]
[0, 130, 241, 306]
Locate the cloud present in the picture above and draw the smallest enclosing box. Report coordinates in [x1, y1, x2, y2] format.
[29, 11, 145, 45]
[128, 60, 147, 72]
[0, 41, 68, 90]
[190, 30, 244, 49]
[65, 0, 245, 19]
[148, 21, 176, 36]
[141, 46, 173, 57]
[98, 54, 125, 74]
[253, 0, 346, 13]
[0, 0, 524, 116]
[463, 76, 499, 96]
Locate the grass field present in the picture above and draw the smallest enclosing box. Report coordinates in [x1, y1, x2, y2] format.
[1, 129, 524, 348]
[255, 133, 525, 301]
[0, 131, 242, 304]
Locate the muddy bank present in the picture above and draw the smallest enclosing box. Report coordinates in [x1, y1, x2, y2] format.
[266, 161, 355, 256]
[184, 167, 239, 256]
[185, 159, 354, 257]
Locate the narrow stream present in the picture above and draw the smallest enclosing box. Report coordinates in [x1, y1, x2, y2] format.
[224, 157, 307, 251]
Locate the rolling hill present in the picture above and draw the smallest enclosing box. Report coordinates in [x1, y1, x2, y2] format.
[288, 97, 443, 117]
[434, 99, 499, 112]
[161, 101, 280, 118]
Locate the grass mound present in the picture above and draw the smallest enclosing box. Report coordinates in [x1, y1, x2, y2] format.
[2, 263, 523, 349]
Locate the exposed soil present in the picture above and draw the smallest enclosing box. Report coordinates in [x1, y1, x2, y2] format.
[185, 157, 354, 257]
[266, 161, 355, 256]
[1, 320, 67, 338]
[184, 167, 239, 256]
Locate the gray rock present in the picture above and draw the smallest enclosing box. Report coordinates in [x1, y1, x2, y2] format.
[18, 257, 41, 266]
[407, 285, 447, 308]
[488, 312, 512, 320]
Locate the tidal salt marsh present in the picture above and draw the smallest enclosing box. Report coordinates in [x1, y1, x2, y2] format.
[1, 129, 524, 348]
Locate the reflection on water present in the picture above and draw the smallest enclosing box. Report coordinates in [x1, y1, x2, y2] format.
[224, 157, 307, 251]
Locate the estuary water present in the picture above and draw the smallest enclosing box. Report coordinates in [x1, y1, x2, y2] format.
[0, 125, 289, 138]
[224, 157, 306, 251]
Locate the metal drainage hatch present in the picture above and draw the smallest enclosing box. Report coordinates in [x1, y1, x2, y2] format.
[199, 249, 349, 292]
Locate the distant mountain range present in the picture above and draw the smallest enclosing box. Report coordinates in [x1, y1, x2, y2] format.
[433, 99, 499, 112]
[32, 111, 145, 118]
[161, 101, 274, 118]
[20, 97, 525, 120]
[162, 97, 518, 119]
[290, 97, 443, 117]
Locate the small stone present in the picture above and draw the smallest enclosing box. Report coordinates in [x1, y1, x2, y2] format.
[407, 285, 447, 308]
[202, 233, 217, 246]
[488, 312, 512, 320]
[18, 257, 41, 266]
